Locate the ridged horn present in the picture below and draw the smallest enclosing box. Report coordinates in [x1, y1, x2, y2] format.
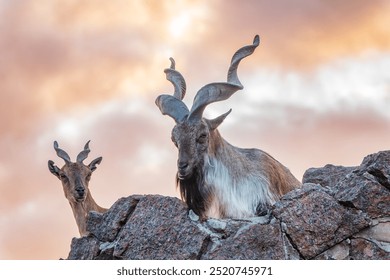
[164, 57, 186, 100]
[156, 58, 189, 123]
[76, 140, 91, 163]
[188, 35, 260, 122]
[155, 94, 189, 124]
[54, 141, 71, 163]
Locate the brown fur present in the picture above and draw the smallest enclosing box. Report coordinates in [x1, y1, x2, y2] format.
[157, 35, 301, 219]
[48, 143, 107, 236]
[173, 119, 301, 219]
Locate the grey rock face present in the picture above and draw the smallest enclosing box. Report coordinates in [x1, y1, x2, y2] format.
[112, 195, 209, 260]
[302, 164, 356, 187]
[273, 183, 370, 259]
[67, 151, 390, 260]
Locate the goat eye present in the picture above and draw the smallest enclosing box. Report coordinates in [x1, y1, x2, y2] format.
[59, 174, 68, 181]
[86, 174, 92, 181]
[197, 134, 207, 144]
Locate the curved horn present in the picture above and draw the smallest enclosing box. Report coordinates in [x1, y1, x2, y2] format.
[228, 35, 260, 87]
[76, 140, 91, 163]
[156, 58, 189, 123]
[164, 57, 186, 100]
[188, 35, 260, 121]
[54, 141, 71, 163]
[188, 83, 241, 122]
[155, 94, 189, 123]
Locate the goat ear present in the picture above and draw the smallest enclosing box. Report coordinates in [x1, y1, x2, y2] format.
[48, 160, 61, 179]
[88, 157, 102, 172]
[205, 109, 232, 131]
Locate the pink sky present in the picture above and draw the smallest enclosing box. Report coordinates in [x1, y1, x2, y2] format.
[1, 0, 390, 259]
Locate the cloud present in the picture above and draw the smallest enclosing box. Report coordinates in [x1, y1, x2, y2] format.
[0, 0, 180, 135]
[191, 0, 390, 69]
[239, 51, 390, 121]
[0, 195, 75, 259]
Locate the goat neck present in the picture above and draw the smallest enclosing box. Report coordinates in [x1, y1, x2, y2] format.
[68, 191, 106, 236]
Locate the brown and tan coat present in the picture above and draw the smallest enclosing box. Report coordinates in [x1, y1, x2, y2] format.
[48, 141, 107, 236]
[156, 35, 301, 219]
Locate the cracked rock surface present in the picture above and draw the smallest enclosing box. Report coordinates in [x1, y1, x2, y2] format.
[67, 151, 390, 260]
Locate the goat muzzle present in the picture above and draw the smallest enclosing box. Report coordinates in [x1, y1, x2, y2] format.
[177, 161, 192, 180]
[75, 187, 86, 201]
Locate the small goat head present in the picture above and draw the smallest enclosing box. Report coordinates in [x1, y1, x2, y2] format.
[156, 35, 259, 180]
[48, 141, 102, 203]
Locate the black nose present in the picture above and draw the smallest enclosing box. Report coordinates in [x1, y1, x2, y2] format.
[178, 161, 189, 171]
[76, 187, 85, 196]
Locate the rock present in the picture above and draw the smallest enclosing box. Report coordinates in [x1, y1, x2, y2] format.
[350, 238, 390, 260]
[202, 222, 300, 260]
[112, 195, 209, 260]
[302, 164, 356, 188]
[360, 150, 390, 191]
[206, 219, 227, 232]
[334, 151, 390, 219]
[87, 195, 141, 242]
[273, 183, 371, 259]
[314, 240, 351, 260]
[66, 150, 390, 260]
[335, 174, 390, 218]
[68, 236, 100, 260]
[368, 219, 390, 242]
[353, 218, 390, 251]
[188, 210, 200, 222]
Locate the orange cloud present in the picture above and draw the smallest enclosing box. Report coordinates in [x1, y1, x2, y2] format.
[194, 0, 390, 69]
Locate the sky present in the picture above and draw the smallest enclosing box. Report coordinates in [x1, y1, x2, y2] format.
[0, 0, 389, 259]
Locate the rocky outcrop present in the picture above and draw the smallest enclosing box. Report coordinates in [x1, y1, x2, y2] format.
[67, 151, 390, 260]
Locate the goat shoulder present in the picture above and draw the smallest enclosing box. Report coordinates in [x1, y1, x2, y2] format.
[203, 132, 300, 218]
